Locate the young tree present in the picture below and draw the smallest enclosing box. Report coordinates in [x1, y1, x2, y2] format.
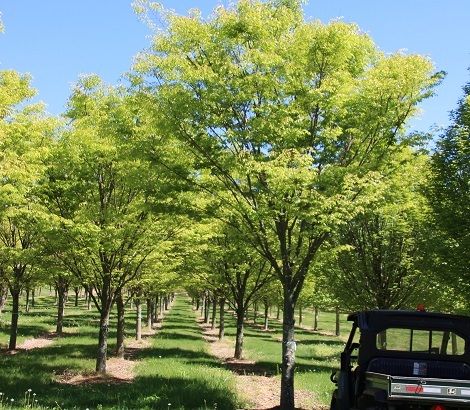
[210, 224, 274, 358]
[0, 70, 58, 349]
[327, 149, 435, 310]
[133, 1, 442, 407]
[38, 75, 182, 373]
[428, 77, 470, 294]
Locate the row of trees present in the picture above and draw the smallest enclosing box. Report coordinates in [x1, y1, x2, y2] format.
[1, 2, 468, 408]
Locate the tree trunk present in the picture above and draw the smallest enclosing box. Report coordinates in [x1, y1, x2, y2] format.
[314, 306, 319, 331]
[87, 289, 92, 311]
[452, 333, 458, 355]
[116, 292, 125, 359]
[211, 297, 217, 330]
[204, 295, 210, 324]
[298, 305, 303, 326]
[264, 301, 269, 331]
[135, 298, 142, 341]
[74, 287, 80, 307]
[0, 285, 7, 315]
[335, 306, 340, 337]
[56, 281, 67, 334]
[96, 309, 110, 373]
[153, 295, 158, 323]
[253, 301, 258, 325]
[218, 297, 225, 340]
[147, 298, 153, 330]
[25, 288, 30, 312]
[280, 288, 296, 410]
[234, 306, 245, 359]
[8, 288, 21, 350]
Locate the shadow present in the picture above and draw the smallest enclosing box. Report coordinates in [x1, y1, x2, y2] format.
[222, 357, 278, 376]
[0, 301, 242, 409]
[0, 324, 54, 341]
[0, 295, 341, 409]
[137, 345, 216, 362]
[0, 372, 241, 409]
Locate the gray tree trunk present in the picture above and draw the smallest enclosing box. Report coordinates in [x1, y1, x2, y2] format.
[147, 298, 153, 330]
[335, 306, 340, 337]
[234, 311, 244, 359]
[264, 302, 269, 331]
[116, 292, 125, 359]
[96, 310, 110, 373]
[135, 299, 142, 341]
[8, 288, 20, 350]
[280, 289, 296, 409]
[56, 281, 67, 333]
[314, 306, 319, 331]
[211, 297, 217, 330]
[218, 297, 225, 340]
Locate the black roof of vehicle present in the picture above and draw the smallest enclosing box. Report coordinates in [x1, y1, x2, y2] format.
[344, 310, 470, 367]
[348, 310, 470, 336]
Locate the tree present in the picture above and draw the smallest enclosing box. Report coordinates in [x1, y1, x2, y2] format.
[133, 1, 442, 407]
[210, 223, 274, 358]
[428, 77, 470, 294]
[327, 149, 435, 310]
[0, 70, 58, 349]
[39, 75, 181, 373]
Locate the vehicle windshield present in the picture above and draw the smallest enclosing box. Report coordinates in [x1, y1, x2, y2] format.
[376, 328, 466, 356]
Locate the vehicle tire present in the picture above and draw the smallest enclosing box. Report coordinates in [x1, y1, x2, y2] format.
[330, 391, 339, 410]
[357, 394, 377, 410]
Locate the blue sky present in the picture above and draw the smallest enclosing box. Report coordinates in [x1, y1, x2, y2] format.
[1, 1, 469, 135]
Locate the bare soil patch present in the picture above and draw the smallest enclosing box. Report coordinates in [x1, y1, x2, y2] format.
[56, 326, 158, 386]
[0, 331, 60, 354]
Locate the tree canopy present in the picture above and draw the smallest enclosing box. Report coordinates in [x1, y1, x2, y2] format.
[0, 2, 464, 408]
[132, 1, 442, 407]
[428, 75, 470, 294]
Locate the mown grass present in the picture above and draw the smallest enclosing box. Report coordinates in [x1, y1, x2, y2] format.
[0, 293, 350, 409]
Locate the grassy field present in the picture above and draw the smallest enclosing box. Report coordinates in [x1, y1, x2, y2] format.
[0, 292, 350, 409]
[214, 304, 350, 406]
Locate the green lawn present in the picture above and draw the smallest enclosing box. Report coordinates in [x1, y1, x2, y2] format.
[0, 293, 350, 409]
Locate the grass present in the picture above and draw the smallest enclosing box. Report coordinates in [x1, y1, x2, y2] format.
[0, 292, 351, 409]
[203, 305, 348, 407]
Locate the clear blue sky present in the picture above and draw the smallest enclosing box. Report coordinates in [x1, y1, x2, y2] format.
[1, 1, 469, 135]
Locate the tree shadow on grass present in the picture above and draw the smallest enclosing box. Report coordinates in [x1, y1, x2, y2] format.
[45, 373, 241, 409]
[137, 345, 215, 361]
[0, 344, 242, 409]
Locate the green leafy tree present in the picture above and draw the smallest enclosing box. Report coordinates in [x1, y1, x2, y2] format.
[326, 149, 435, 310]
[39, 75, 181, 373]
[133, 1, 442, 406]
[211, 224, 274, 358]
[428, 78, 470, 295]
[0, 70, 58, 349]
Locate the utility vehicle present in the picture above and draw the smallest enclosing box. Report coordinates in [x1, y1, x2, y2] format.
[330, 308, 470, 410]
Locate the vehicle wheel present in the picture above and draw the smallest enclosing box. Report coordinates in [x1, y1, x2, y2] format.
[357, 394, 377, 410]
[330, 391, 339, 410]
